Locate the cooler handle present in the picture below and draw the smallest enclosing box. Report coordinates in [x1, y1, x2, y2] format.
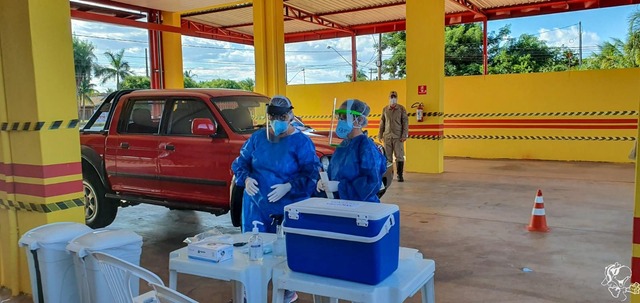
[283, 214, 395, 243]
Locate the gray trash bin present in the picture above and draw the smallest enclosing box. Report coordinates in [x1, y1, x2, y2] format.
[66, 229, 143, 303]
[18, 222, 92, 303]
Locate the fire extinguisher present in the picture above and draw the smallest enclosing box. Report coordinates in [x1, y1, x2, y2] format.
[411, 102, 424, 122]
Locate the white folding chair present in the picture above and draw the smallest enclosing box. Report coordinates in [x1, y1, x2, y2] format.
[91, 252, 164, 303]
[149, 282, 198, 303]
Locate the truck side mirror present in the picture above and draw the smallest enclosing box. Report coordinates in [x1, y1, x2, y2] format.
[192, 118, 217, 136]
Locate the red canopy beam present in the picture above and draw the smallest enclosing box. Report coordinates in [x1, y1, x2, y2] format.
[283, 4, 354, 34]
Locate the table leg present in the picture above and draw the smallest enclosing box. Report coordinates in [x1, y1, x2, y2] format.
[422, 276, 435, 303]
[169, 270, 177, 290]
[232, 281, 244, 303]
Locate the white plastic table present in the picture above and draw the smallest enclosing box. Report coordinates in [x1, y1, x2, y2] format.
[272, 247, 435, 303]
[168, 233, 285, 303]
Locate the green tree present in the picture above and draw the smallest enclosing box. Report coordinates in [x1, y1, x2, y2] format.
[380, 31, 406, 78]
[73, 37, 97, 88]
[199, 79, 242, 89]
[586, 11, 640, 69]
[346, 69, 369, 81]
[95, 49, 133, 89]
[77, 77, 97, 121]
[237, 78, 255, 91]
[184, 70, 199, 88]
[121, 76, 150, 89]
[488, 34, 566, 74]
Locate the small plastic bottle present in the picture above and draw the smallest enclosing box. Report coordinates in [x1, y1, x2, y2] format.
[271, 215, 286, 258]
[248, 221, 264, 261]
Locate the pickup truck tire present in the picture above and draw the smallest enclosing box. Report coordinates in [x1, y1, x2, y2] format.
[230, 183, 244, 228]
[83, 173, 118, 228]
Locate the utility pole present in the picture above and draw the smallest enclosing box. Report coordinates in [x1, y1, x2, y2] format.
[302, 68, 306, 84]
[369, 68, 376, 81]
[578, 22, 583, 67]
[145, 48, 149, 77]
[377, 33, 382, 80]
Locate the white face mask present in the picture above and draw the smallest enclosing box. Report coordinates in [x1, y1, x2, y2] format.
[390, 97, 397, 105]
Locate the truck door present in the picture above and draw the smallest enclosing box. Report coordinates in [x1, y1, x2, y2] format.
[105, 97, 165, 196]
[157, 98, 232, 207]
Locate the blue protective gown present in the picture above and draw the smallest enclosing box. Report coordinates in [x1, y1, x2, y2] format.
[327, 134, 387, 202]
[232, 129, 320, 233]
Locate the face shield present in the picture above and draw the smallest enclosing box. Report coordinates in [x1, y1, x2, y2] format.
[334, 99, 364, 139]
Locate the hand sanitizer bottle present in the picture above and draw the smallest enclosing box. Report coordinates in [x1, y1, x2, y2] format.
[249, 221, 264, 261]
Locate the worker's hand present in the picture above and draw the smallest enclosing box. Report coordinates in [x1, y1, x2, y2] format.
[268, 183, 292, 203]
[244, 177, 259, 196]
[400, 138, 407, 142]
[316, 180, 339, 193]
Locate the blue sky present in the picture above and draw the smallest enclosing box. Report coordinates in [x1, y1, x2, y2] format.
[71, 4, 640, 92]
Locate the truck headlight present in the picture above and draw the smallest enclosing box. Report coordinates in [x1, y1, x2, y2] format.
[320, 156, 330, 171]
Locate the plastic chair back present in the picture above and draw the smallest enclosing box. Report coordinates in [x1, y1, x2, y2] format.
[149, 282, 198, 303]
[91, 252, 164, 303]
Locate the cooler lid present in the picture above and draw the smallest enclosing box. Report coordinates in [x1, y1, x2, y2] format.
[19, 222, 92, 250]
[66, 229, 142, 257]
[284, 198, 399, 221]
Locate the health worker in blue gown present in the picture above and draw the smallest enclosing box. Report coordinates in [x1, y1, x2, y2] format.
[232, 96, 320, 233]
[317, 99, 387, 202]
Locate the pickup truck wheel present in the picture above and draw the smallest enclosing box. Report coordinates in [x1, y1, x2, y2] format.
[229, 183, 244, 228]
[83, 174, 118, 228]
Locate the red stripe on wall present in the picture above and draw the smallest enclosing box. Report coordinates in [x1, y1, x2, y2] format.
[12, 180, 83, 197]
[444, 119, 638, 124]
[446, 124, 637, 129]
[409, 124, 445, 129]
[0, 162, 81, 178]
[633, 257, 640, 283]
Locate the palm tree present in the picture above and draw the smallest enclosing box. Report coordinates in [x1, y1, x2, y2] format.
[95, 49, 133, 90]
[73, 37, 97, 88]
[586, 11, 640, 69]
[77, 77, 97, 121]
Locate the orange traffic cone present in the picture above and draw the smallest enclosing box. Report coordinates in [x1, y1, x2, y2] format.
[527, 189, 550, 232]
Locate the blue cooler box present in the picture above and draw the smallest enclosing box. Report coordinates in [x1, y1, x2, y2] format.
[283, 198, 400, 285]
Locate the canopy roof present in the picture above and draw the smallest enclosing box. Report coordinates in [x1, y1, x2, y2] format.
[72, 0, 640, 44]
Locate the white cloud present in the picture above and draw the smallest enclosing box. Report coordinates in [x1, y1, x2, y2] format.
[538, 25, 601, 55]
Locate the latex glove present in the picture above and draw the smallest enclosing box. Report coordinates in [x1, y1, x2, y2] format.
[317, 180, 339, 192]
[245, 177, 259, 196]
[268, 183, 292, 203]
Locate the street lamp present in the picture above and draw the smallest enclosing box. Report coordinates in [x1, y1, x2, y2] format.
[327, 45, 359, 81]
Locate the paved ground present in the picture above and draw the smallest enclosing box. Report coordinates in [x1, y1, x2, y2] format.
[1, 158, 634, 302]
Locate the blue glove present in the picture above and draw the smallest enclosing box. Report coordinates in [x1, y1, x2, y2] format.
[268, 183, 292, 203]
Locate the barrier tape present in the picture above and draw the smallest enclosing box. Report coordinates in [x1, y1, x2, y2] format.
[301, 111, 638, 119]
[0, 198, 84, 213]
[0, 119, 80, 132]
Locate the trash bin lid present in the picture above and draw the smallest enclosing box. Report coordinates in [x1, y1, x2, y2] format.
[66, 229, 142, 257]
[18, 222, 92, 250]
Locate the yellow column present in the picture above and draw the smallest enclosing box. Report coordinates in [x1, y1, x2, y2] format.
[0, 0, 84, 295]
[404, 0, 445, 173]
[161, 11, 184, 89]
[253, 0, 286, 96]
[631, 93, 640, 303]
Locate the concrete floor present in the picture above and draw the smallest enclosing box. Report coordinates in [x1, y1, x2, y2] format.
[1, 158, 634, 303]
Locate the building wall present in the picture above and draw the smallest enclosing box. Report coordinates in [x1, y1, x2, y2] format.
[287, 68, 640, 163]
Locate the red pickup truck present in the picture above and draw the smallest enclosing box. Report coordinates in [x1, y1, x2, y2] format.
[80, 89, 392, 228]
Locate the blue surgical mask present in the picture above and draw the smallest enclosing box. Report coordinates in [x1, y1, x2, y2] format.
[336, 120, 353, 139]
[271, 120, 289, 136]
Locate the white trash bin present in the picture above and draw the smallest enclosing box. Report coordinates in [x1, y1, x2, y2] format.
[18, 222, 93, 303]
[66, 229, 143, 303]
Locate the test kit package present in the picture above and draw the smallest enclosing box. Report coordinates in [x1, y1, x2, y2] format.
[187, 240, 233, 263]
[283, 198, 400, 285]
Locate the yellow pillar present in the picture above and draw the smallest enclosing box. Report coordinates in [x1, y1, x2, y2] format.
[631, 93, 640, 302]
[404, 0, 445, 173]
[161, 11, 184, 89]
[0, 0, 84, 295]
[253, 0, 286, 96]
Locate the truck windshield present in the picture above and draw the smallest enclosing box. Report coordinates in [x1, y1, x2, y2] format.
[212, 96, 269, 134]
